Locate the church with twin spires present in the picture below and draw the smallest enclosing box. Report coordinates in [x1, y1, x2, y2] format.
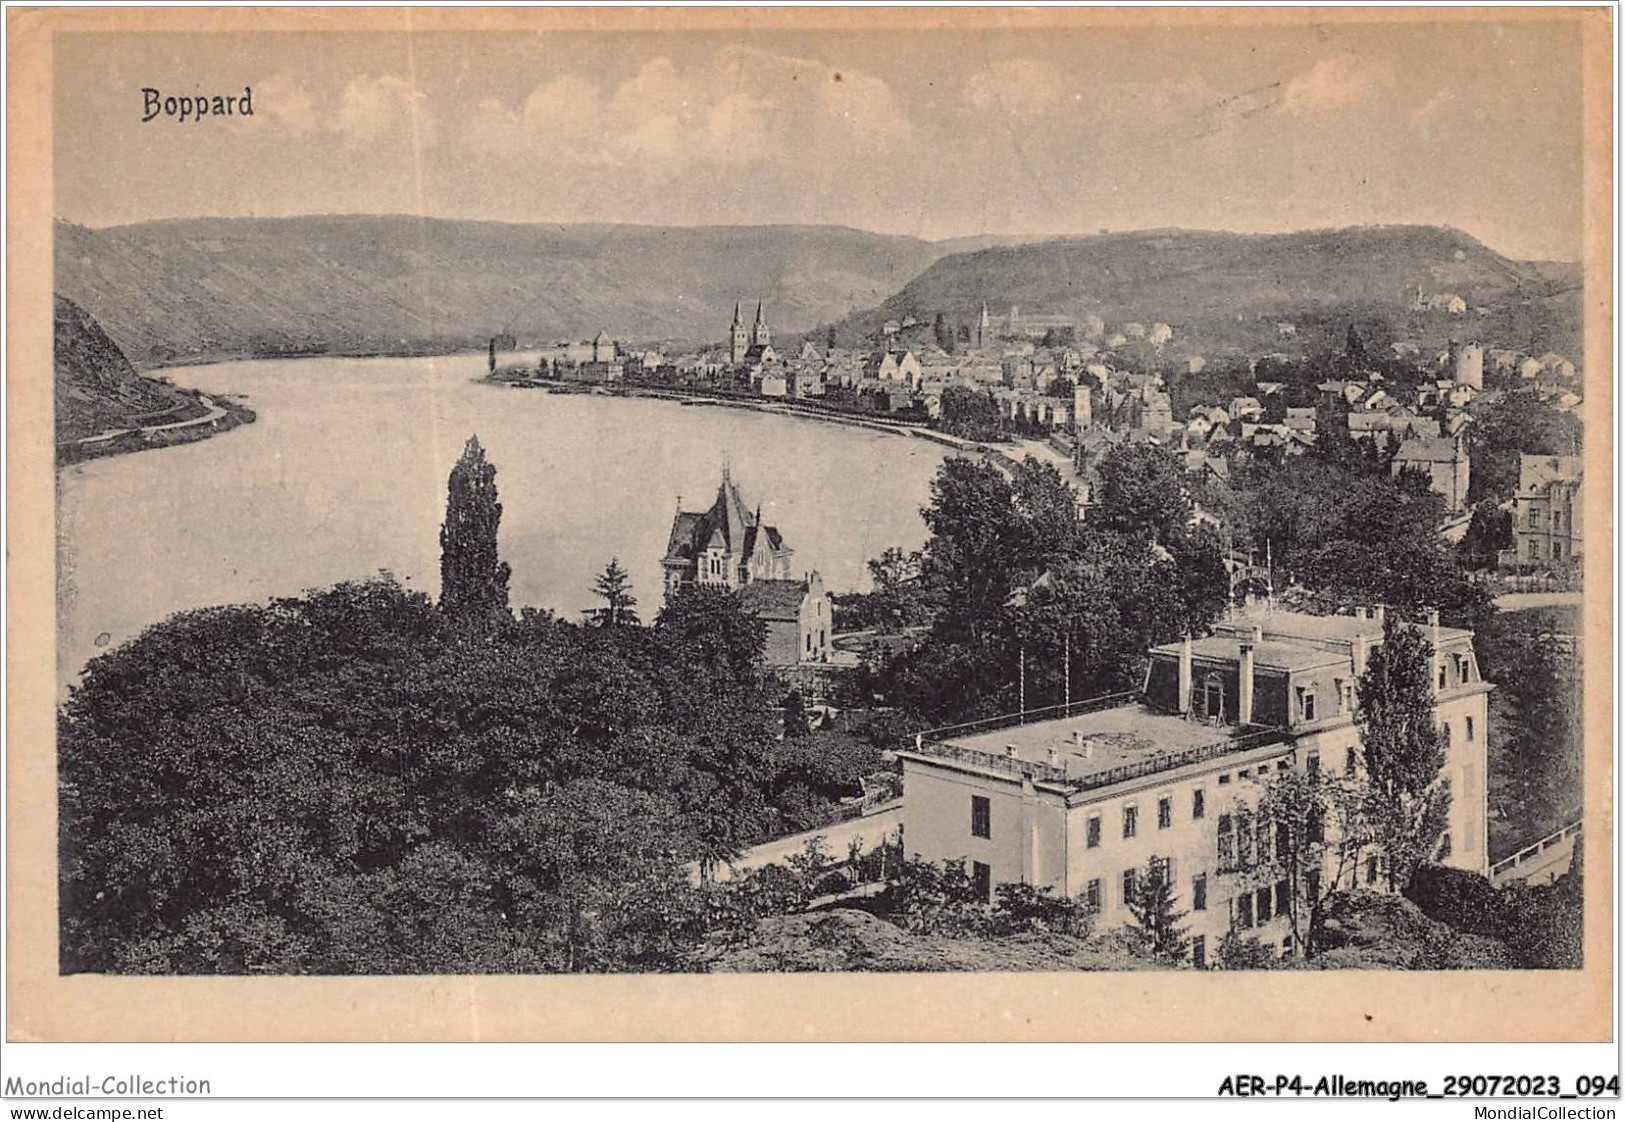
[660, 465, 832, 668]
[730, 299, 776, 365]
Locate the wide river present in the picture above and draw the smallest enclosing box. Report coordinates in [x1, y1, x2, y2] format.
[55, 354, 955, 687]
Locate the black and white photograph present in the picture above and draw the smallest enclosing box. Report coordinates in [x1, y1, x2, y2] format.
[9, 5, 1611, 1058]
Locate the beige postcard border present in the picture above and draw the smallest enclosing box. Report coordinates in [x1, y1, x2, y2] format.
[5, 5, 1614, 1043]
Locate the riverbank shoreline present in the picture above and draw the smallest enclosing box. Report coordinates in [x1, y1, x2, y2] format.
[56, 391, 256, 468]
[486, 372, 999, 454]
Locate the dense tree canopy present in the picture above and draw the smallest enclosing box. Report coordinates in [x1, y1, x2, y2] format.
[1466, 391, 1583, 504]
[57, 578, 874, 974]
[873, 454, 1225, 724]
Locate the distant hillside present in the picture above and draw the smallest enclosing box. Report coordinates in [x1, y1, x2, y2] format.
[54, 295, 252, 462]
[835, 226, 1582, 361]
[55, 217, 944, 365]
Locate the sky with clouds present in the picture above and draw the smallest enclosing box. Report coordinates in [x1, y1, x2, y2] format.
[54, 18, 1585, 260]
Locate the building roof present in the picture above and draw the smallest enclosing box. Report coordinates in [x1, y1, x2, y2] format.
[943, 703, 1233, 782]
[736, 578, 809, 622]
[663, 472, 786, 567]
[1217, 606, 1473, 647]
[1517, 453, 1582, 492]
[1394, 437, 1464, 464]
[1150, 635, 1347, 674]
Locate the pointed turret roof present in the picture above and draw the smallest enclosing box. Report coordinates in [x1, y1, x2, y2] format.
[754, 299, 765, 325]
[661, 466, 792, 572]
[732, 301, 743, 327]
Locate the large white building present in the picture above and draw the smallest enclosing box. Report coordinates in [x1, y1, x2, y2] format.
[896, 606, 1491, 966]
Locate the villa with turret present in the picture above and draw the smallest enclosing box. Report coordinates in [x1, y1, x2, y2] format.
[661, 466, 832, 669]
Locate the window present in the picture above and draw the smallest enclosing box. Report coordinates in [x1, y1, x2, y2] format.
[1438, 832, 1453, 860]
[1085, 878, 1101, 912]
[1465, 716, 1475, 742]
[971, 861, 992, 901]
[1122, 868, 1137, 904]
[1297, 686, 1317, 722]
[1276, 824, 1289, 864]
[1529, 508, 1542, 529]
[1441, 722, 1452, 750]
[1275, 879, 1290, 917]
[1192, 935, 1207, 969]
[1236, 891, 1255, 929]
[1217, 814, 1235, 864]
[1256, 886, 1273, 924]
[1334, 678, 1346, 713]
[1344, 746, 1357, 777]
[971, 796, 991, 839]
[1306, 750, 1320, 778]
[1202, 676, 1224, 721]
[1218, 773, 1232, 786]
[1438, 664, 1448, 690]
[1122, 805, 1138, 839]
[1366, 854, 1380, 885]
[1193, 874, 1208, 912]
[1239, 768, 1251, 780]
[1157, 796, 1173, 830]
[1237, 809, 1254, 867]
[1086, 814, 1102, 849]
[1192, 788, 1206, 820]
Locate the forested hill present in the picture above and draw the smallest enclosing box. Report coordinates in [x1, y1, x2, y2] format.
[55, 217, 943, 365]
[834, 225, 1582, 360]
[53, 295, 195, 441]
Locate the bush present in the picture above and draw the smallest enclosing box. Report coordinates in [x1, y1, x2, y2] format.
[1404, 865, 1503, 937]
[876, 858, 990, 936]
[1215, 932, 1281, 971]
[990, 883, 1093, 938]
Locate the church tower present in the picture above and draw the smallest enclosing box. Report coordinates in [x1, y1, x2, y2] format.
[730, 301, 750, 364]
[976, 301, 993, 350]
[752, 299, 772, 349]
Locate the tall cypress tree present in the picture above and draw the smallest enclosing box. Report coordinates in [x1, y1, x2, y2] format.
[1356, 613, 1450, 889]
[439, 435, 511, 623]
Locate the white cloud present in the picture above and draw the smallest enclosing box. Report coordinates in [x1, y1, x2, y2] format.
[466, 47, 913, 175]
[1279, 54, 1392, 116]
[340, 74, 434, 148]
[254, 72, 320, 135]
[963, 58, 1067, 117]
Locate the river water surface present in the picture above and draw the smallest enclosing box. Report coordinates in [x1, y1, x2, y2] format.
[55, 354, 953, 687]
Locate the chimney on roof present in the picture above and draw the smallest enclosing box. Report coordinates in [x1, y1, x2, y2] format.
[1005, 744, 1018, 758]
[1251, 624, 1263, 644]
[1046, 747, 1058, 765]
[1353, 632, 1369, 676]
[1429, 608, 1442, 656]
[1375, 604, 1387, 627]
[1178, 634, 1193, 716]
[1238, 638, 1255, 727]
[1355, 606, 1367, 620]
